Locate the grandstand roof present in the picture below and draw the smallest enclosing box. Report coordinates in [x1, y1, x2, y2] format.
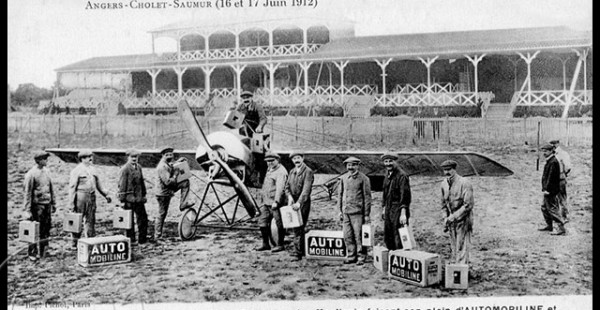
[56, 26, 592, 72]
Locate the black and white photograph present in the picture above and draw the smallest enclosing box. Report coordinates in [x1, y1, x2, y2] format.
[6, 0, 592, 309]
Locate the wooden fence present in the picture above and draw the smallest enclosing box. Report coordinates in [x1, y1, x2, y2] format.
[7, 113, 592, 149]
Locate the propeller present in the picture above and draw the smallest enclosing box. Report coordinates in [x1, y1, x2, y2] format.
[177, 99, 259, 218]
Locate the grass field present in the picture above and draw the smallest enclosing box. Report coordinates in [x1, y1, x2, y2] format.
[5, 125, 593, 306]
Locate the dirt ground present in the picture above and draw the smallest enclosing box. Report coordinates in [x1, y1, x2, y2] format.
[5, 131, 593, 305]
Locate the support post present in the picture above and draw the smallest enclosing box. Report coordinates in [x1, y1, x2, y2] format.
[266, 63, 280, 107]
[333, 61, 349, 116]
[465, 54, 486, 102]
[517, 51, 540, 104]
[147, 69, 162, 96]
[232, 64, 247, 102]
[299, 62, 313, 96]
[174, 67, 188, 96]
[375, 58, 392, 105]
[201, 66, 215, 97]
[562, 49, 585, 119]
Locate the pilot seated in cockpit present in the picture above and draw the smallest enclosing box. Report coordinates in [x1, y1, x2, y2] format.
[234, 90, 267, 138]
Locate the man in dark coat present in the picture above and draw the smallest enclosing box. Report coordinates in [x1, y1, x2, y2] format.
[285, 152, 314, 261]
[381, 152, 412, 250]
[235, 90, 267, 137]
[539, 144, 566, 235]
[118, 149, 149, 244]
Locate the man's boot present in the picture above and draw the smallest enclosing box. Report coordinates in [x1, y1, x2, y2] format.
[255, 227, 271, 251]
[551, 224, 566, 236]
[271, 230, 285, 252]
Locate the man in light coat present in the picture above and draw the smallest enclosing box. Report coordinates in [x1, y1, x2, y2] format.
[256, 151, 288, 252]
[338, 156, 372, 265]
[68, 149, 111, 247]
[440, 160, 474, 264]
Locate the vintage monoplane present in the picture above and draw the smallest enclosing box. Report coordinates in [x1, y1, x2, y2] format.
[46, 100, 513, 241]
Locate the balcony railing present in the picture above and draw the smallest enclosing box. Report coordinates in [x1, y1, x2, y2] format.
[510, 90, 593, 106]
[157, 43, 322, 62]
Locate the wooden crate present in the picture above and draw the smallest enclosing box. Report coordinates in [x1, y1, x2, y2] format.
[388, 250, 441, 287]
[77, 235, 131, 267]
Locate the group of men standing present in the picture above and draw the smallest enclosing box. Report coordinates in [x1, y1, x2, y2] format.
[253, 150, 475, 266]
[22, 147, 193, 261]
[255, 151, 315, 262]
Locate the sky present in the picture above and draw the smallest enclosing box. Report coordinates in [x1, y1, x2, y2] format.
[7, 0, 592, 89]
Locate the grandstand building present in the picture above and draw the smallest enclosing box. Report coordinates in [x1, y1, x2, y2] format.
[52, 18, 592, 118]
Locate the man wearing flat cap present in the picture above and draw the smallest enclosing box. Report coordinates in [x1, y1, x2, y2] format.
[154, 147, 193, 241]
[380, 152, 411, 250]
[234, 90, 267, 137]
[256, 151, 288, 252]
[285, 151, 314, 261]
[118, 149, 149, 244]
[539, 144, 566, 235]
[338, 156, 372, 265]
[549, 140, 572, 222]
[68, 149, 112, 248]
[23, 151, 56, 260]
[440, 159, 475, 264]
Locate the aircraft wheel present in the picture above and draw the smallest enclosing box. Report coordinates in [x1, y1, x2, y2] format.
[178, 208, 198, 241]
[269, 218, 279, 247]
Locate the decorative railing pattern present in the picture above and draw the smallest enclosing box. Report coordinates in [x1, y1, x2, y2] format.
[375, 91, 494, 107]
[510, 90, 593, 106]
[158, 43, 321, 62]
[394, 83, 458, 94]
[255, 85, 378, 108]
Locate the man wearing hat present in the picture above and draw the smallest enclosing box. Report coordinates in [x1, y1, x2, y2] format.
[234, 90, 267, 137]
[118, 149, 150, 244]
[154, 147, 194, 241]
[285, 151, 314, 261]
[539, 144, 566, 235]
[255, 151, 288, 252]
[440, 159, 474, 264]
[338, 156, 372, 265]
[23, 151, 56, 260]
[381, 152, 411, 250]
[549, 140, 572, 222]
[68, 149, 112, 248]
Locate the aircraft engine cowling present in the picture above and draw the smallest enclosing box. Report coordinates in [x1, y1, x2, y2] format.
[195, 131, 253, 168]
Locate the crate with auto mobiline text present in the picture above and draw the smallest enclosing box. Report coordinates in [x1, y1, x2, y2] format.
[63, 213, 83, 233]
[77, 235, 131, 267]
[113, 209, 133, 230]
[19, 220, 39, 243]
[388, 250, 441, 287]
[305, 230, 347, 261]
[445, 263, 469, 289]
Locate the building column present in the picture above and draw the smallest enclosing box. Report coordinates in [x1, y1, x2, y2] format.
[517, 51, 540, 102]
[151, 33, 156, 54]
[266, 63, 280, 106]
[562, 49, 585, 119]
[232, 64, 247, 101]
[234, 28, 240, 58]
[418, 56, 439, 105]
[177, 31, 182, 62]
[299, 62, 313, 95]
[200, 66, 215, 97]
[375, 58, 392, 105]
[582, 48, 589, 104]
[464, 54, 486, 99]
[302, 27, 308, 53]
[556, 55, 571, 91]
[333, 61, 349, 110]
[174, 67, 188, 96]
[204, 34, 210, 59]
[147, 69, 162, 96]
[268, 30, 274, 55]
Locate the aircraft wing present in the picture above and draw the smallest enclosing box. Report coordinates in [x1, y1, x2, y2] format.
[275, 151, 513, 191]
[45, 148, 203, 170]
